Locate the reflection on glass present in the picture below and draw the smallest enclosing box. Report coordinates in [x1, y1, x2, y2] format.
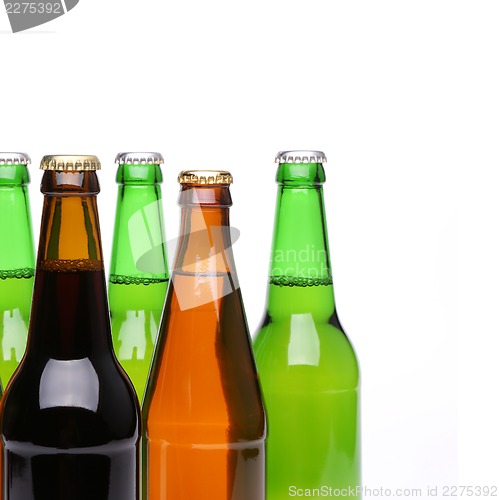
[288, 313, 320, 367]
[39, 358, 99, 411]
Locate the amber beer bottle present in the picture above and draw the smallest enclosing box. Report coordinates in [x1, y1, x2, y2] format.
[143, 171, 266, 500]
[0, 155, 140, 500]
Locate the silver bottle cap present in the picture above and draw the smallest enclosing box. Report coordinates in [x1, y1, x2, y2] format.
[115, 152, 164, 165]
[275, 150, 327, 164]
[0, 152, 31, 165]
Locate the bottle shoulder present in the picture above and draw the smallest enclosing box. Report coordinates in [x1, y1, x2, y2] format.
[253, 313, 359, 390]
[144, 287, 266, 443]
[1, 355, 140, 446]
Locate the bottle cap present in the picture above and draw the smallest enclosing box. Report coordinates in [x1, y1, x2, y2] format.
[178, 170, 233, 185]
[115, 152, 164, 165]
[40, 155, 101, 171]
[0, 153, 31, 165]
[275, 150, 327, 164]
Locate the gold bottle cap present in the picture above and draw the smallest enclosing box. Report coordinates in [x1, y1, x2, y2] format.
[178, 170, 233, 185]
[115, 152, 164, 165]
[275, 150, 327, 164]
[0, 152, 31, 165]
[40, 155, 101, 171]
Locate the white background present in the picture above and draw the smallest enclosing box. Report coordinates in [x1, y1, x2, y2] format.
[1, 1, 498, 496]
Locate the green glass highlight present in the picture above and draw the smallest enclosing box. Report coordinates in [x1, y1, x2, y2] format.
[253, 158, 361, 499]
[108, 161, 169, 404]
[0, 162, 35, 387]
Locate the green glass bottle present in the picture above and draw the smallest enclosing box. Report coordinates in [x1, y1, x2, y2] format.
[253, 151, 361, 499]
[109, 152, 169, 404]
[0, 153, 35, 387]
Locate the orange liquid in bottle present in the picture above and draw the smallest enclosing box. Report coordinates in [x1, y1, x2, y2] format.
[143, 177, 266, 500]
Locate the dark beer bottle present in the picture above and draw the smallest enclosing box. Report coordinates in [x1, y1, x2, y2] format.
[143, 171, 266, 499]
[0, 155, 140, 500]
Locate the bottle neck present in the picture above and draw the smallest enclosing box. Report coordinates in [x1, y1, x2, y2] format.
[267, 166, 335, 319]
[172, 185, 239, 309]
[27, 171, 111, 359]
[0, 165, 35, 276]
[109, 164, 169, 284]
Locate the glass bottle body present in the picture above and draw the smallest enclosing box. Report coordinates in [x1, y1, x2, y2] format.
[1, 168, 140, 500]
[143, 181, 266, 500]
[109, 162, 169, 403]
[0, 163, 35, 386]
[253, 161, 361, 499]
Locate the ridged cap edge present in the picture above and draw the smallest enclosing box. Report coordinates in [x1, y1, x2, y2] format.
[275, 150, 327, 164]
[0, 153, 31, 165]
[115, 152, 164, 165]
[40, 155, 101, 171]
[178, 170, 233, 185]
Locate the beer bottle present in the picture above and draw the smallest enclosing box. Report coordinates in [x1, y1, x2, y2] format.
[253, 151, 361, 499]
[143, 171, 266, 500]
[109, 152, 169, 404]
[0, 153, 35, 387]
[0, 155, 140, 500]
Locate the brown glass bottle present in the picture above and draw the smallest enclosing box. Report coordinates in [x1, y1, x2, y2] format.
[0, 155, 140, 500]
[143, 170, 266, 500]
